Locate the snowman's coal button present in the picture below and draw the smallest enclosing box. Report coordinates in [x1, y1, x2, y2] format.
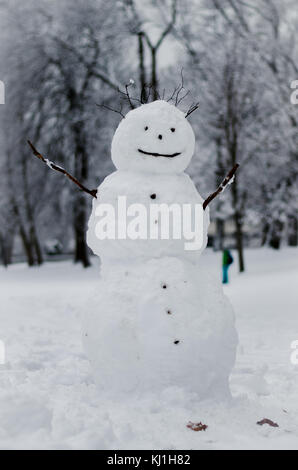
[150, 194, 156, 199]
[174, 340, 180, 345]
[158, 134, 163, 140]
[162, 284, 167, 289]
[166, 309, 172, 315]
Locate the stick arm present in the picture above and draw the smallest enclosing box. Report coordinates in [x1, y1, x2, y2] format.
[203, 164, 239, 210]
[27, 140, 98, 199]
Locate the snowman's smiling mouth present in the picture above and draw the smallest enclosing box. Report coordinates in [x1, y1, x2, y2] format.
[138, 149, 181, 158]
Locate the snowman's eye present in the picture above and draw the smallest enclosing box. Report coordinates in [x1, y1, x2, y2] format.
[171, 128, 175, 132]
[144, 126, 149, 131]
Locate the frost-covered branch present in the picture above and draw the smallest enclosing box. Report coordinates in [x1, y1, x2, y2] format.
[203, 164, 240, 210]
[27, 141, 98, 199]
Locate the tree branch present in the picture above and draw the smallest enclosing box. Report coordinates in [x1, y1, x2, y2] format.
[154, 0, 177, 50]
[203, 164, 239, 210]
[27, 141, 98, 199]
[51, 36, 121, 91]
[96, 102, 125, 118]
[142, 0, 177, 52]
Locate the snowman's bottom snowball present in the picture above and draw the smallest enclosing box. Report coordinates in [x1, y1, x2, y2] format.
[83, 257, 238, 399]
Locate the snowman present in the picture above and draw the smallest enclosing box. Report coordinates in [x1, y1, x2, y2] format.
[28, 99, 238, 400]
[83, 100, 238, 399]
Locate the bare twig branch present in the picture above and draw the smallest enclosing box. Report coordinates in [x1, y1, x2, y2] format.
[125, 82, 136, 109]
[117, 87, 143, 106]
[185, 102, 200, 118]
[175, 69, 185, 105]
[96, 102, 125, 118]
[27, 141, 98, 199]
[177, 90, 190, 105]
[203, 164, 239, 210]
[165, 70, 191, 107]
[167, 85, 180, 103]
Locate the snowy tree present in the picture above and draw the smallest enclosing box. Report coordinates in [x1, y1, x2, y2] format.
[0, 0, 131, 266]
[209, 0, 298, 249]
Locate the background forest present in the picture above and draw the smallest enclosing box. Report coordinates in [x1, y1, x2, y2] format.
[0, 0, 297, 272]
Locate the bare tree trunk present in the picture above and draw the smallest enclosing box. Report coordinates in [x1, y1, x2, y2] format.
[288, 215, 298, 247]
[19, 224, 35, 266]
[151, 49, 158, 100]
[260, 218, 269, 246]
[22, 155, 44, 265]
[231, 171, 245, 272]
[6, 238, 14, 265]
[11, 198, 37, 266]
[3, 229, 14, 266]
[214, 138, 225, 251]
[269, 219, 284, 249]
[234, 210, 245, 272]
[73, 120, 91, 268]
[74, 193, 90, 267]
[138, 32, 146, 101]
[0, 234, 7, 267]
[30, 226, 43, 265]
[215, 217, 225, 251]
[0, 228, 15, 267]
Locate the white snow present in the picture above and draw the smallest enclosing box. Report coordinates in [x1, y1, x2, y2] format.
[0, 247, 298, 450]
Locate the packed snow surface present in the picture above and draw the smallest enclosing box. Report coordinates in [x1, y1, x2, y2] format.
[0, 248, 298, 450]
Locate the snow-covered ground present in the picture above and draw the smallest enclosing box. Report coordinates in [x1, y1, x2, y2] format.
[0, 248, 297, 450]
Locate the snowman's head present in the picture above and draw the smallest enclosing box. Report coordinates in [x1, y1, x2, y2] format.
[111, 100, 195, 174]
